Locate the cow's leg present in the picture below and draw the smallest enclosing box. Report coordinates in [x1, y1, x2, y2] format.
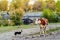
[43, 25, 45, 34]
[42, 25, 45, 33]
[40, 25, 47, 37]
[40, 25, 44, 35]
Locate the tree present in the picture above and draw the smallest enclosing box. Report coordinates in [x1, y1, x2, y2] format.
[45, 0, 55, 11]
[10, 8, 24, 25]
[33, 1, 43, 11]
[9, 0, 26, 25]
[25, 4, 33, 12]
[9, 0, 29, 11]
[56, 1, 60, 16]
[0, 0, 8, 11]
[9, 0, 21, 9]
[21, 0, 30, 12]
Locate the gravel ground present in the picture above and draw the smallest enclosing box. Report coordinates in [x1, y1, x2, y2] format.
[12, 31, 60, 40]
[10, 31, 60, 40]
[0, 23, 60, 40]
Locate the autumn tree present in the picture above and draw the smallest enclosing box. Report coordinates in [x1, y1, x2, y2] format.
[32, 0, 46, 11]
[21, 0, 30, 12]
[32, 0, 55, 11]
[9, 0, 30, 25]
[9, 0, 29, 11]
[0, 0, 8, 11]
[25, 4, 33, 12]
[45, 0, 55, 11]
[33, 1, 43, 11]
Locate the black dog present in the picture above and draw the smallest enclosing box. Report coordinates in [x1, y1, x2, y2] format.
[14, 30, 22, 36]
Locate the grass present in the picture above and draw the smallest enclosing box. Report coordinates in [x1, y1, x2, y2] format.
[0, 23, 60, 34]
[20, 24, 35, 29]
[0, 26, 17, 33]
[0, 24, 35, 33]
[49, 23, 60, 24]
[29, 27, 60, 35]
[46, 27, 60, 33]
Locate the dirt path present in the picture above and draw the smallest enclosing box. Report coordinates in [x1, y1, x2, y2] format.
[0, 23, 60, 40]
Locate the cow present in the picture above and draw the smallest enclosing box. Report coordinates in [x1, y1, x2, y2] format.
[38, 18, 48, 36]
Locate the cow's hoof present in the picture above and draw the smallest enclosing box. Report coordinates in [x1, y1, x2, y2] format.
[40, 35, 44, 37]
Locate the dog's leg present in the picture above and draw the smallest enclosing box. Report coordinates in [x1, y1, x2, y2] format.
[14, 32, 17, 36]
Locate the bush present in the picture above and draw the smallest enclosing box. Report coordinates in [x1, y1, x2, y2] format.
[10, 9, 23, 26]
[58, 17, 60, 22]
[8, 20, 15, 26]
[0, 14, 2, 26]
[42, 9, 59, 22]
[0, 20, 2, 26]
[10, 13, 22, 25]
[0, 13, 9, 26]
[1, 20, 9, 26]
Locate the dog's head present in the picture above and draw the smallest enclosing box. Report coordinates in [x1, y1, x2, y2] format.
[21, 30, 23, 32]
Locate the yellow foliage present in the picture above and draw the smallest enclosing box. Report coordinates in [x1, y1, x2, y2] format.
[15, 8, 24, 14]
[0, 0, 8, 11]
[15, 8, 24, 18]
[8, 20, 15, 26]
[9, 0, 30, 12]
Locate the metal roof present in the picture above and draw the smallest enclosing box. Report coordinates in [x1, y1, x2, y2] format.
[23, 12, 42, 17]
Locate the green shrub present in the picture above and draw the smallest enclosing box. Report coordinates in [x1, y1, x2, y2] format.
[0, 20, 2, 26]
[1, 20, 9, 26]
[42, 8, 59, 22]
[58, 17, 60, 22]
[10, 9, 23, 26]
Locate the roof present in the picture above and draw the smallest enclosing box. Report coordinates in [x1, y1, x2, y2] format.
[23, 12, 42, 17]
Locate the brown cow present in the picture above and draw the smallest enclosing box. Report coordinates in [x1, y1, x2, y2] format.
[38, 18, 48, 36]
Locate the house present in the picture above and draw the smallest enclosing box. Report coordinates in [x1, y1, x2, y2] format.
[23, 12, 43, 20]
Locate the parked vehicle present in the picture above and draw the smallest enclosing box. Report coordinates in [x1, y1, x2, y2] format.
[22, 18, 33, 24]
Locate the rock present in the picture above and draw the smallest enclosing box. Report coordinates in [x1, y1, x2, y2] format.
[57, 31, 60, 34]
[12, 39, 14, 40]
[32, 36, 35, 38]
[25, 37, 29, 39]
[45, 34, 49, 37]
[25, 36, 30, 39]
[40, 34, 45, 37]
[36, 35, 40, 37]
[49, 32, 54, 35]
